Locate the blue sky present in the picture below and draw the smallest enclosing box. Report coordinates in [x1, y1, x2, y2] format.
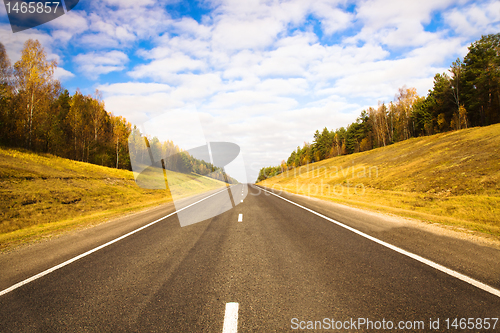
[1, 0, 499, 181]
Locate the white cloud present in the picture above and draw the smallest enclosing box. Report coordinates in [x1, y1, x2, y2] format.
[74, 50, 129, 79]
[103, 92, 185, 125]
[348, 0, 457, 47]
[79, 33, 120, 48]
[207, 90, 296, 110]
[354, 0, 456, 30]
[444, 0, 500, 37]
[68, 2, 172, 49]
[256, 78, 309, 96]
[310, 2, 354, 35]
[170, 17, 212, 40]
[101, 0, 156, 8]
[170, 73, 223, 101]
[48, 13, 88, 44]
[47, 10, 88, 36]
[54, 67, 75, 81]
[211, 17, 284, 52]
[129, 53, 206, 81]
[98, 82, 172, 95]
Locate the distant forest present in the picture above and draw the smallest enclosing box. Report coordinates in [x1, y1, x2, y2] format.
[0, 39, 234, 184]
[257, 33, 500, 183]
[0, 39, 133, 169]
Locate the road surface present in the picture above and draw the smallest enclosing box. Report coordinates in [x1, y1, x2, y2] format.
[0, 184, 499, 332]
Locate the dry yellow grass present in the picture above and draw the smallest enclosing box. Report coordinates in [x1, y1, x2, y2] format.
[0, 147, 227, 250]
[259, 124, 500, 239]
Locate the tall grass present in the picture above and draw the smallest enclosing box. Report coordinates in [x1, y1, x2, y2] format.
[259, 124, 500, 239]
[0, 147, 226, 250]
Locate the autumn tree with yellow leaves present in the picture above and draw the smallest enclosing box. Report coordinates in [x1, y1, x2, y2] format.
[13, 39, 59, 150]
[0, 39, 133, 170]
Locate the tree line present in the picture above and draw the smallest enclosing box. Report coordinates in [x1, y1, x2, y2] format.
[0, 39, 133, 169]
[257, 33, 500, 182]
[128, 128, 238, 184]
[0, 39, 236, 184]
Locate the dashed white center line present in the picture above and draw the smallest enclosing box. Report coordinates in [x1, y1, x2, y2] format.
[238, 214, 242, 222]
[222, 302, 239, 333]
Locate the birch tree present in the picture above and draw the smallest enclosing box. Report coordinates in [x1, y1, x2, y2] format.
[0, 43, 13, 145]
[14, 39, 58, 150]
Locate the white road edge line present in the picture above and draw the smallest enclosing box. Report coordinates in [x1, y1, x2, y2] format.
[259, 186, 500, 299]
[222, 302, 239, 333]
[238, 214, 243, 222]
[0, 186, 236, 297]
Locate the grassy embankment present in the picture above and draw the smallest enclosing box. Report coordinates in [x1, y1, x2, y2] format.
[0, 147, 227, 250]
[258, 124, 500, 239]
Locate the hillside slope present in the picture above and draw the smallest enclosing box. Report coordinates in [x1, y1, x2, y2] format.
[0, 147, 227, 250]
[258, 124, 500, 238]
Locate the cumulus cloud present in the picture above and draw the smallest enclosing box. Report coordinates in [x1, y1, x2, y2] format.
[98, 82, 172, 95]
[74, 50, 129, 79]
[129, 53, 206, 81]
[54, 67, 75, 81]
[101, 0, 156, 8]
[211, 17, 284, 52]
[310, 2, 355, 35]
[105, 92, 185, 123]
[444, 0, 500, 37]
[347, 0, 457, 47]
[47, 10, 88, 35]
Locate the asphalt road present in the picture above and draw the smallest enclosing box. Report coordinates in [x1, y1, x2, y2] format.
[1, 184, 499, 332]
